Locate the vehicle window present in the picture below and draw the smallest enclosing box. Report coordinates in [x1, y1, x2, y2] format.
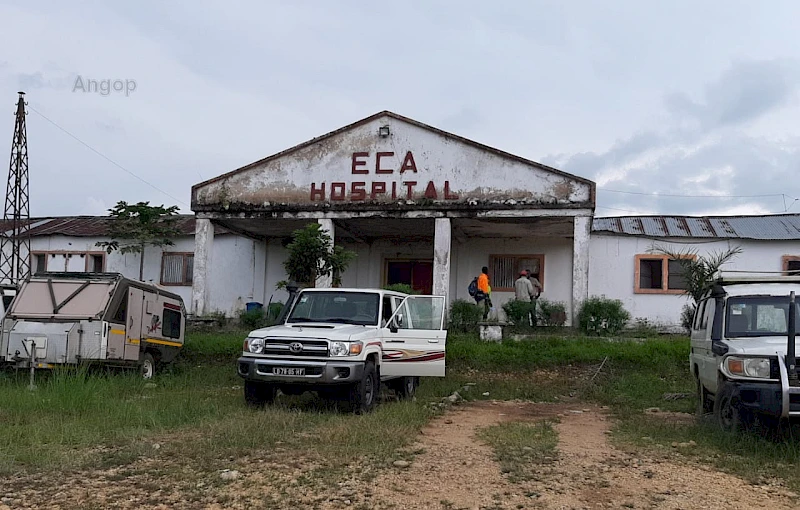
[287, 292, 380, 326]
[726, 296, 800, 337]
[392, 296, 445, 330]
[2, 295, 13, 313]
[693, 300, 706, 330]
[702, 299, 713, 330]
[381, 296, 394, 326]
[162, 308, 181, 339]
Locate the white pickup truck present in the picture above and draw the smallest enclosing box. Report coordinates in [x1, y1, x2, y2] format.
[237, 288, 447, 413]
[691, 275, 800, 431]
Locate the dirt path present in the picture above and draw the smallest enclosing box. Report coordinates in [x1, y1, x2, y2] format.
[354, 401, 800, 510]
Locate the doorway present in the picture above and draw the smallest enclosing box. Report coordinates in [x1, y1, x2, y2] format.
[385, 259, 433, 295]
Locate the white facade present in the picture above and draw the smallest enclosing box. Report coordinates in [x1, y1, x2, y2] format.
[191, 111, 595, 325]
[590, 234, 800, 329]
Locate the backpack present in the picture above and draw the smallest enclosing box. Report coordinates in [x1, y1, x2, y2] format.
[468, 277, 478, 297]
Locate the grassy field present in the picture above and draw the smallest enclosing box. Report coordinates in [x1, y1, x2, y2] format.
[2, 329, 800, 493]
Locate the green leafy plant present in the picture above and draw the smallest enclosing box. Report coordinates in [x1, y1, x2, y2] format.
[279, 223, 356, 288]
[578, 296, 631, 336]
[536, 299, 567, 327]
[680, 303, 696, 333]
[96, 201, 181, 281]
[448, 299, 483, 332]
[238, 307, 266, 329]
[382, 283, 419, 295]
[502, 300, 535, 328]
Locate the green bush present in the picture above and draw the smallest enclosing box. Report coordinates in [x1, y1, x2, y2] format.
[578, 296, 631, 336]
[502, 300, 535, 327]
[448, 299, 483, 332]
[239, 307, 266, 329]
[680, 303, 696, 334]
[536, 299, 567, 327]
[382, 283, 419, 295]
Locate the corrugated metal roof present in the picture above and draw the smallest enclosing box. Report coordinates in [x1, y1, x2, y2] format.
[593, 214, 800, 240]
[0, 215, 204, 238]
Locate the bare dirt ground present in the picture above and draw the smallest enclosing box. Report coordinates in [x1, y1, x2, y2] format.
[2, 401, 800, 509]
[342, 401, 800, 510]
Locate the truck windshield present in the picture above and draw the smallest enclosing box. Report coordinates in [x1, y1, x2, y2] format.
[726, 296, 800, 337]
[287, 292, 380, 326]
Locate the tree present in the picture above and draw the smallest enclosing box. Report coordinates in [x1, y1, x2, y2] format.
[96, 201, 181, 281]
[277, 223, 356, 288]
[650, 244, 743, 331]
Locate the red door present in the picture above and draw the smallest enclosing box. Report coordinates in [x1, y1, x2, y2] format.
[386, 260, 433, 294]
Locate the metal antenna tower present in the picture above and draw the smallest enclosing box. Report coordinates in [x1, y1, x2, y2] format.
[0, 92, 31, 287]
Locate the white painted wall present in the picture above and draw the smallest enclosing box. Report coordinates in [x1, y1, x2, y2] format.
[589, 234, 800, 328]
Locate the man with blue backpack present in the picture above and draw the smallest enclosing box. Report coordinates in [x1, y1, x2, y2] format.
[468, 266, 492, 319]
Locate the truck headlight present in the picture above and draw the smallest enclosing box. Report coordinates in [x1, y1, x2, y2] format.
[726, 356, 771, 379]
[330, 341, 362, 356]
[247, 337, 265, 354]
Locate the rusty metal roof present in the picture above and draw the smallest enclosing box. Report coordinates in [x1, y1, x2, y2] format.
[592, 214, 800, 240]
[0, 215, 203, 238]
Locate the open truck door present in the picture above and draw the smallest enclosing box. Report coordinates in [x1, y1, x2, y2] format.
[381, 295, 446, 378]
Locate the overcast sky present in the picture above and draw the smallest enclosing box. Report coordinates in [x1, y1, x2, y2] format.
[1, 0, 799, 218]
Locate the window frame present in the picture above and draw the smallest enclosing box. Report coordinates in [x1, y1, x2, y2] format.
[160, 252, 194, 286]
[634, 254, 695, 294]
[783, 255, 800, 276]
[29, 250, 105, 273]
[162, 307, 182, 339]
[488, 254, 545, 292]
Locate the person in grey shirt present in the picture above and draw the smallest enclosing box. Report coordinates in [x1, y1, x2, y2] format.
[514, 270, 537, 326]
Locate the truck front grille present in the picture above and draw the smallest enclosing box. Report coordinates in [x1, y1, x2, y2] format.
[263, 338, 328, 357]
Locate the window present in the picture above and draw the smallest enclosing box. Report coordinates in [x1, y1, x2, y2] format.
[162, 308, 182, 339]
[726, 296, 800, 337]
[783, 256, 800, 276]
[161, 253, 194, 286]
[286, 291, 380, 326]
[89, 254, 104, 273]
[32, 253, 46, 274]
[488, 254, 544, 292]
[693, 300, 706, 331]
[381, 296, 395, 326]
[634, 254, 693, 294]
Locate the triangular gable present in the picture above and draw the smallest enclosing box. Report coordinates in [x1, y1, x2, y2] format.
[192, 111, 595, 213]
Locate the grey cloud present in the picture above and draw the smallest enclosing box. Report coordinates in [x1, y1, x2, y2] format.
[666, 59, 800, 128]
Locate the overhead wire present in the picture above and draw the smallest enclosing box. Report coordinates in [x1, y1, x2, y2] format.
[27, 105, 189, 208]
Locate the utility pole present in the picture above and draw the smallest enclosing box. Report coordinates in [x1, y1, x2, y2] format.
[0, 92, 31, 287]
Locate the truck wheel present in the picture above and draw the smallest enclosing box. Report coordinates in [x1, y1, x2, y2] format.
[349, 361, 378, 414]
[244, 381, 277, 407]
[696, 378, 713, 417]
[714, 383, 750, 433]
[141, 353, 155, 380]
[395, 376, 419, 400]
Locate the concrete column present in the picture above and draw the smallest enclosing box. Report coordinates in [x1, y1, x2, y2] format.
[571, 215, 591, 327]
[433, 218, 452, 305]
[316, 218, 335, 288]
[192, 218, 214, 316]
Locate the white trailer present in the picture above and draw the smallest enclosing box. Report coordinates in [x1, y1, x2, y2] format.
[0, 272, 186, 378]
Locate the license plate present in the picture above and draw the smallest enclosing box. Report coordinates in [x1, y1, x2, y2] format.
[273, 367, 305, 376]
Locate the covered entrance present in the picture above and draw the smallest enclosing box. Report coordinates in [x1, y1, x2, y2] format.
[190, 111, 595, 325]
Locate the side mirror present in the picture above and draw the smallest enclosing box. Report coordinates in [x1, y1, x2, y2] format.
[388, 313, 403, 333]
[396, 314, 404, 327]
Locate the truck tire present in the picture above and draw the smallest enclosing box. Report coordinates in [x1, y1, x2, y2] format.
[244, 381, 277, 407]
[141, 353, 156, 380]
[393, 376, 419, 400]
[696, 378, 713, 417]
[349, 361, 378, 414]
[714, 382, 750, 433]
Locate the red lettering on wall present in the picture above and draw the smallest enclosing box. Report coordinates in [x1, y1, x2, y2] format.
[391, 181, 397, 199]
[375, 152, 394, 174]
[351, 152, 369, 174]
[403, 181, 417, 199]
[400, 151, 418, 173]
[310, 182, 326, 201]
[370, 182, 386, 199]
[331, 182, 346, 201]
[444, 181, 459, 199]
[351, 182, 366, 201]
[424, 181, 438, 199]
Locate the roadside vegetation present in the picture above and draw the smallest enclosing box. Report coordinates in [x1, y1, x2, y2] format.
[3, 329, 800, 496]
